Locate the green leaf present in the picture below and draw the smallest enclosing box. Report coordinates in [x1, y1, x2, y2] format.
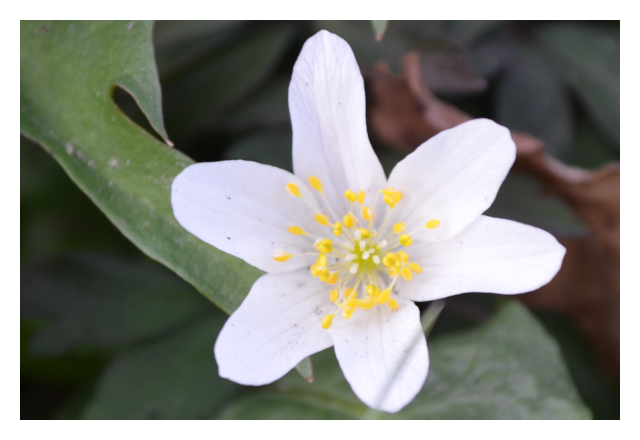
[536, 23, 619, 144]
[397, 301, 591, 419]
[160, 24, 295, 139]
[222, 131, 293, 172]
[485, 173, 587, 237]
[496, 45, 574, 160]
[83, 314, 242, 419]
[218, 77, 291, 130]
[21, 252, 211, 356]
[316, 21, 412, 69]
[218, 301, 590, 419]
[20, 20, 261, 314]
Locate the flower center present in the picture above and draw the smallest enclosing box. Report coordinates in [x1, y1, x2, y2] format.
[274, 176, 440, 329]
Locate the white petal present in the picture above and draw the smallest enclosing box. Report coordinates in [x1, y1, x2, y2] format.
[399, 216, 566, 302]
[386, 119, 515, 242]
[172, 160, 327, 274]
[289, 30, 386, 213]
[214, 270, 334, 386]
[329, 298, 428, 413]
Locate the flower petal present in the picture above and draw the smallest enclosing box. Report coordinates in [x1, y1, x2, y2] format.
[386, 119, 515, 242]
[172, 160, 326, 274]
[214, 270, 334, 386]
[399, 216, 566, 302]
[329, 298, 428, 413]
[289, 30, 386, 212]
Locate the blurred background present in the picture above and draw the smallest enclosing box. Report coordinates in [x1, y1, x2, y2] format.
[21, 20, 619, 419]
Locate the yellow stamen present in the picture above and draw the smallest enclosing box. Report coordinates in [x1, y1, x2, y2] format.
[381, 187, 396, 196]
[378, 288, 391, 304]
[392, 191, 403, 204]
[345, 288, 357, 300]
[360, 298, 375, 310]
[401, 266, 413, 281]
[317, 239, 333, 254]
[382, 253, 399, 268]
[316, 254, 327, 268]
[366, 285, 380, 298]
[397, 251, 409, 263]
[315, 213, 331, 226]
[344, 190, 358, 202]
[333, 222, 343, 236]
[388, 299, 399, 311]
[273, 251, 292, 262]
[309, 176, 323, 193]
[357, 190, 365, 205]
[383, 194, 396, 208]
[343, 213, 357, 228]
[329, 290, 339, 302]
[322, 314, 334, 329]
[426, 219, 441, 229]
[363, 206, 375, 221]
[409, 262, 423, 274]
[357, 228, 371, 239]
[399, 234, 413, 247]
[393, 222, 406, 234]
[286, 183, 301, 197]
[288, 226, 305, 235]
[342, 299, 359, 319]
[327, 272, 338, 284]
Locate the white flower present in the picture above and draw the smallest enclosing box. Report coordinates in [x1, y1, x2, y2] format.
[171, 30, 565, 413]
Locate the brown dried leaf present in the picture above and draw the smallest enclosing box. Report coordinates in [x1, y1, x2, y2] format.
[420, 51, 487, 95]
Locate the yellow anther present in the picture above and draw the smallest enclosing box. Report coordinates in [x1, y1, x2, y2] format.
[333, 222, 343, 236]
[342, 299, 359, 319]
[366, 285, 380, 297]
[343, 213, 357, 228]
[397, 251, 409, 263]
[362, 206, 375, 221]
[345, 288, 357, 300]
[360, 298, 375, 310]
[310, 264, 321, 277]
[378, 288, 391, 304]
[273, 251, 292, 262]
[426, 219, 441, 229]
[401, 266, 413, 281]
[381, 187, 396, 196]
[322, 314, 334, 329]
[357, 190, 365, 205]
[329, 290, 339, 302]
[409, 262, 423, 274]
[327, 272, 338, 285]
[286, 183, 301, 197]
[382, 252, 399, 268]
[344, 190, 358, 202]
[287, 226, 305, 235]
[383, 194, 396, 208]
[316, 254, 327, 268]
[309, 176, 323, 193]
[388, 299, 399, 311]
[317, 239, 333, 254]
[315, 213, 331, 226]
[389, 268, 400, 278]
[392, 191, 403, 204]
[357, 228, 371, 239]
[399, 234, 413, 247]
[393, 222, 406, 234]
[319, 271, 331, 282]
